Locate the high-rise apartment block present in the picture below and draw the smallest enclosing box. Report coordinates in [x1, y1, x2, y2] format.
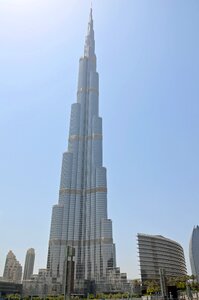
[47, 9, 116, 292]
[189, 226, 199, 280]
[23, 248, 35, 280]
[3, 250, 22, 283]
[137, 234, 187, 282]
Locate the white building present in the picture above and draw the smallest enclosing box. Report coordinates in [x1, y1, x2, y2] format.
[190, 226, 199, 281]
[137, 233, 187, 283]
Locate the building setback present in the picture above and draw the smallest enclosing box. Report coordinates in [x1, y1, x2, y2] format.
[23, 248, 35, 280]
[137, 234, 187, 282]
[3, 251, 22, 283]
[47, 9, 116, 292]
[189, 226, 199, 280]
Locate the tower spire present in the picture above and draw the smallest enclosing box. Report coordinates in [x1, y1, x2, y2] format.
[84, 6, 95, 57]
[88, 7, 93, 33]
[90, 3, 93, 21]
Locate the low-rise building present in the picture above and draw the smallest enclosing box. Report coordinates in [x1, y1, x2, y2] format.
[137, 233, 187, 283]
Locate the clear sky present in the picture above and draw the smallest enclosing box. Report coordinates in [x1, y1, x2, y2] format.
[0, 0, 199, 279]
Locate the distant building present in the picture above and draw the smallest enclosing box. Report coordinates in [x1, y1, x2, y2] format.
[3, 251, 22, 283]
[189, 226, 199, 280]
[105, 267, 129, 293]
[22, 269, 48, 298]
[137, 233, 187, 283]
[23, 248, 35, 280]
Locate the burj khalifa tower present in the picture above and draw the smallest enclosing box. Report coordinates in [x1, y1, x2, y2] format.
[47, 9, 116, 290]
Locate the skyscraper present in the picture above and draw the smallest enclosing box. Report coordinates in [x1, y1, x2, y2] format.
[23, 248, 35, 280]
[47, 9, 116, 291]
[189, 226, 199, 280]
[3, 250, 22, 283]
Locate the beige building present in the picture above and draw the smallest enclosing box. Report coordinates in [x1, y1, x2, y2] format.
[3, 250, 22, 283]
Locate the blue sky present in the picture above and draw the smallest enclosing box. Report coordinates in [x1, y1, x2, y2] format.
[0, 0, 199, 279]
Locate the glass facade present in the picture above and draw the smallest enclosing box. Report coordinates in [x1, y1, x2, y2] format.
[190, 226, 199, 280]
[47, 9, 116, 290]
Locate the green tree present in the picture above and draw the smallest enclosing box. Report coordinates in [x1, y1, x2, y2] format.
[143, 280, 160, 295]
